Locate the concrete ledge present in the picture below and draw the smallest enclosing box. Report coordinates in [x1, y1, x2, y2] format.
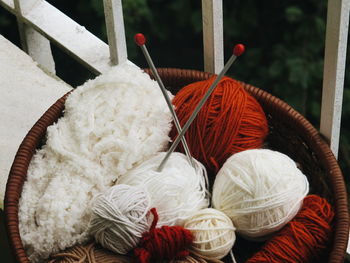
[0, 35, 72, 206]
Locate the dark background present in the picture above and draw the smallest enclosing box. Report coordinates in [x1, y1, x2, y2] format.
[0, 0, 349, 261]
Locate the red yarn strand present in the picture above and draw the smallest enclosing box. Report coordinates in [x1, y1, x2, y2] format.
[171, 76, 268, 174]
[134, 208, 193, 263]
[246, 195, 334, 263]
[149, 208, 158, 231]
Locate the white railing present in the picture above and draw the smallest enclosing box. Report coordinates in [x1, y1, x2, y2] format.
[321, 0, 350, 157]
[201, 0, 224, 74]
[1, 0, 125, 74]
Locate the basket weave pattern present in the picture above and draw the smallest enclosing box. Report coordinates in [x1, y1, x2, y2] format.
[5, 68, 349, 263]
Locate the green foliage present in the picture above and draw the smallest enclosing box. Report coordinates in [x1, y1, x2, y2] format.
[285, 6, 303, 23]
[222, 1, 326, 116]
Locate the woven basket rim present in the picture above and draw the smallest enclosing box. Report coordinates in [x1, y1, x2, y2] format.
[4, 68, 349, 263]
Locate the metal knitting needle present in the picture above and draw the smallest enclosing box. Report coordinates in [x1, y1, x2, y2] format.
[157, 44, 245, 172]
[230, 250, 237, 263]
[134, 33, 195, 168]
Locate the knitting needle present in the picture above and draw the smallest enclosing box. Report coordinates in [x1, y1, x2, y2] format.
[230, 250, 237, 263]
[134, 33, 195, 168]
[157, 43, 245, 172]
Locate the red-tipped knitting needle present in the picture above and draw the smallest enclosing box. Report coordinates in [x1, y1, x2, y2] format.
[134, 33, 195, 169]
[158, 44, 245, 171]
[230, 249, 237, 263]
[134, 33, 146, 46]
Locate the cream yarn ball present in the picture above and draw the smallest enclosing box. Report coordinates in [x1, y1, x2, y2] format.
[117, 152, 209, 226]
[184, 208, 236, 260]
[212, 149, 309, 239]
[89, 184, 151, 254]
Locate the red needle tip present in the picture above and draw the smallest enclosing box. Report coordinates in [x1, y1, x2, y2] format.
[233, 44, 245, 56]
[134, 33, 146, 46]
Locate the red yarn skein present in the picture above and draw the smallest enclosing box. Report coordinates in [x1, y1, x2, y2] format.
[246, 195, 334, 263]
[171, 76, 268, 173]
[134, 208, 193, 263]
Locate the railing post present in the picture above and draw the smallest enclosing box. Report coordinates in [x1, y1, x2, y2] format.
[201, 0, 224, 74]
[320, 0, 350, 158]
[14, 0, 55, 73]
[103, 0, 127, 65]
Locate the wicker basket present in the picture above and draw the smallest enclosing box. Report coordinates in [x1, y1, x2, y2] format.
[4, 68, 349, 263]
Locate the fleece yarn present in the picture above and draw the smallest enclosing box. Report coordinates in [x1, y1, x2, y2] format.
[19, 63, 173, 262]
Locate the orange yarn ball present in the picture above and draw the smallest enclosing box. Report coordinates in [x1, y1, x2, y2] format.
[246, 195, 334, 263]
[171, 76, 268, 173]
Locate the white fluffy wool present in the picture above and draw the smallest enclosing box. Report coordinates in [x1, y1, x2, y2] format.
[89, 184, 152, 254]
[184, 208, 236, 260]
[117, 152, 210, 226]
[18, 63, 173, 262]
[212, 149, 309, 239]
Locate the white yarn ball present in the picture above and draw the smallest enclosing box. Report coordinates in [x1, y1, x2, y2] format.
[89, 184, 151, 254]
[212, 149, 309, 239]
[184, 208, 236, 260]
[117, 152, 209, 226]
